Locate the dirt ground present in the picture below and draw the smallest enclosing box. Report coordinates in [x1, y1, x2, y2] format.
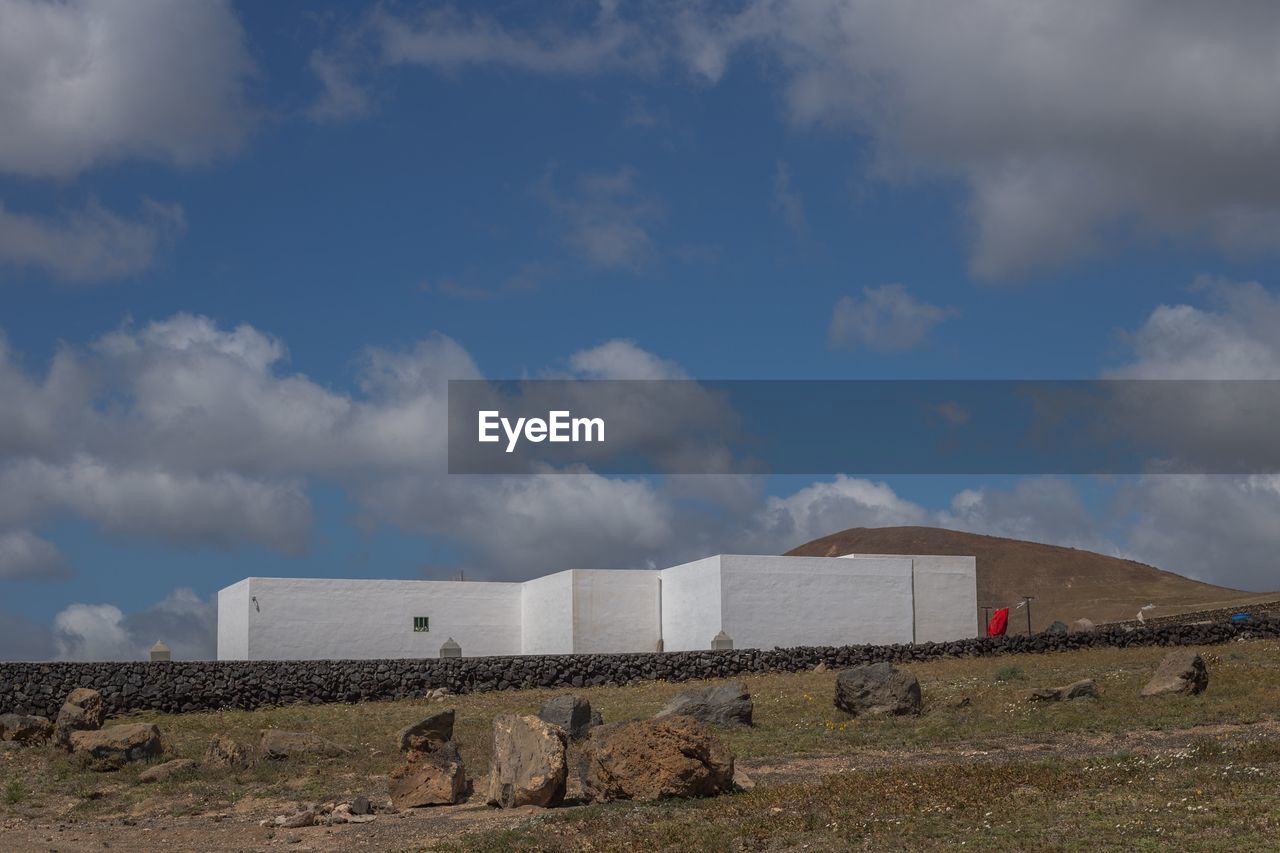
[4, 718, 1278, 852]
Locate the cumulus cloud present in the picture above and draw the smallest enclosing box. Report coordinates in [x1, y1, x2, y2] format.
[0, 0, 253, 178]
[568, 339, 688, 380]
[828, 284, 956, 351]
[540, 167, 662, 270]
[0, 530, 69, 580]
[938, 478, 1117, 556]
[51, 587, 215, 661]
[0, 199, 184, 282]
[355, 2, 1280, 277]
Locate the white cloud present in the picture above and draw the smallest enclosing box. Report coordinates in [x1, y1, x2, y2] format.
[677, 1, 1280, 278]
[938, 479, 1117, 556]
[568, 339, 688, 380]
[356, 2, 1280, 277]
[0, 198, 184, 282]
[51, 587, 215, 661]
[0, 0, 253, 178]
[0, 530, 69, 580]
[828, 284, 956, 351]
[308, 49, 372, 123]
[747, 475, 928, 553]
[541, 167, 662, 270]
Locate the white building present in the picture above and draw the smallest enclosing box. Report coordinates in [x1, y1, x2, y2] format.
[217, 553, 977, 660]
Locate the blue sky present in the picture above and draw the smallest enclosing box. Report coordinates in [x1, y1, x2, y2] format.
[4, 1, 1280, 660]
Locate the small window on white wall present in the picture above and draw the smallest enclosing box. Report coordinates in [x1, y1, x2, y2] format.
[413, 616, 430, 632]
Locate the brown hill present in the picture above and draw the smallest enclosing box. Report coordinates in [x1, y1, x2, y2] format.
[786, 526, 1278, 631]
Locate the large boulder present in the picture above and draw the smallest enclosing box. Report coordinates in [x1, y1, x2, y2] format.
[538, 695, 601, 740]
[54, 687, 106, 750]
[389, 741, 468, 808]
[834, 663, 922, 716]
[1026, 679, 1099, 703]
[655, 681, 752, 727]
[0, 713, 53, 745]
[1071, 618, 1096, 634]
[1045, 621, 1069, 636]
[486, 714, 568, 809]
[258, 730, 348, 760]
[204, 735, 253, 769]
[1141, 650, 1209, 697]
[70, 723, 163, 770]
[579, 716, 735, 803]
[398, 708, 455, 753]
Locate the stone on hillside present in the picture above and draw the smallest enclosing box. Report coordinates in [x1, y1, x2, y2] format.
[398, 708, 455, 753]
[204, 735, 253, 769]
[486, 714, 568, 809]
[1141, 650, 1209, 697]
[834, 663, 922, 716]
[1026, 678, 1098, 703]
[0, 713, 53, 745]
[1071, 618, 1096, 634]
[538, 695, 600, 740]
[579, 716, 735, 803]
[138, 758, 196, 783]
[389, 741, 468, 808]
[258, 729, 348, 760]
[655, 680, 752, 727]
[71, 723, 164, 770]
[54, 687, 106, 750]
[1046, 621, 1069, 636]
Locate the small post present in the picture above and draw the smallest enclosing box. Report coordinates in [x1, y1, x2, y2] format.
[981, 606, 992, 637]
[149, 641, 171, 662]
[439, 637, 462, 658]
[710, 630, 733, 651]
[1022, 596, 1035, 636]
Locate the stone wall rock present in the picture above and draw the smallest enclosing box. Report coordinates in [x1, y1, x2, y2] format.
[1, 618, 1275, 718]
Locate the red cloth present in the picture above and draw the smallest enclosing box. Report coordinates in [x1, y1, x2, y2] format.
[987, 607, 1010, 637]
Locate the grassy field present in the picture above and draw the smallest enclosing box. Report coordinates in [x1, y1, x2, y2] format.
[2, 640, 1279, 850]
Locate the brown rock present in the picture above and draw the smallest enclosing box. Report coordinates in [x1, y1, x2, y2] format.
[1141, 650, 1209, 697]
[0, 713, 53, 745]
[258, 729, 347, 760]
[1026, 678, 1099, 702]
[138, 758, 196, 783]
[204, 735, 253, 769]
[486, 714, 568, 809]
[71, 723, 164, 770]
[389, 741, 468, 808]
[834, 663, 922, 716]
[579, 716, 735, 803]
[397, 708, 455, 753]
[54, 687, 106, 750]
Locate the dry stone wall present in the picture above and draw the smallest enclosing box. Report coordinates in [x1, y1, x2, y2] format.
[2, 618, 1276, 718]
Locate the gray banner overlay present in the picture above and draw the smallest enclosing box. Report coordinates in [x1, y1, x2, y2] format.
[448, 379, 1280, 475]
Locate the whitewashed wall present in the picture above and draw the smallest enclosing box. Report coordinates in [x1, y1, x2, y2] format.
[216, 578, 250, 660]
[236, 577, 522, 660]
[721, 555, 915, 649]
[659, 556, 723, 652]
[572, 570, 661, 653]
[909, 555, 979, 642]
[839, 554, 979, 642]
[520, 571, 574, 655]
[219, 553, 979, 659]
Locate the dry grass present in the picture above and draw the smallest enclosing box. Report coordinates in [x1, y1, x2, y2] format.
[2, 639, 1279, 850]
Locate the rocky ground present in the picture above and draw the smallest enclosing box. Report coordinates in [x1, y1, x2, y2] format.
[2, 640, 1278, 851]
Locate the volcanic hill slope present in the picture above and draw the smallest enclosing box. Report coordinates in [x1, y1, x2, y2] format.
[786, 526, 1279, 630]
